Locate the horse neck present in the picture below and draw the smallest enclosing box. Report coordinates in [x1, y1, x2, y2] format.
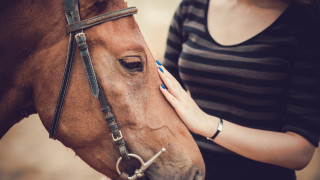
[0, 0, 65, 138]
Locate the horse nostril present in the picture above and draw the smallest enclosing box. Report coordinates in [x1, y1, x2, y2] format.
[192, 169, 204, 180]
[192, 168, 205, 180]
[193, 171, 204, 180]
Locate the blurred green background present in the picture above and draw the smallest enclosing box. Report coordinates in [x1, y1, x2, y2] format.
[0, 0, 319, 180]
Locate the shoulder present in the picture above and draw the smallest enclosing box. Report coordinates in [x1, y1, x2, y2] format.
[288, 3, 320, 33]
[174, 0, 208, 26]
[180, 0, 208, 5]
[177, 0, 208, 14]
[283, 3, 320, 52]
[296, 6, 320, 55]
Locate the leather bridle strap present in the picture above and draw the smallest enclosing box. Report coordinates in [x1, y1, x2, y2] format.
[67, 7, 138, 33]
[49, 32, 76, 139]
[49, 0, 136, 161]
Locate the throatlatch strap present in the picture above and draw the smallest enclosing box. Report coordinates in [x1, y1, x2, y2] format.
[49, 0, 81, 139]
[50, 0, 132, 160]
[49, 32, 76, 139]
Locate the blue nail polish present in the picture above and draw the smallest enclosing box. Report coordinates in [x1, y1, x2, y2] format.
[161, 84, 166, 89]
[159, 67, 164, 73]
[156, 60, 162, 66]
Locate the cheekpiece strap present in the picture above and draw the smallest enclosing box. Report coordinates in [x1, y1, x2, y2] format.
[50, 0, 134, 163]
[75, 32, 99, 98]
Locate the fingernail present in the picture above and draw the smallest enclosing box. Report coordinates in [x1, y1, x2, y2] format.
[156, 60, 162, 66]
[159, 67, 164, 73]
[161, 84, 166, 89]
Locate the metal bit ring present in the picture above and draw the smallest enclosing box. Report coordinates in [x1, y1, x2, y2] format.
[116, 148, 166, 180]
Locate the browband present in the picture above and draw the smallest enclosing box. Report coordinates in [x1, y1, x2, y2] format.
[66, 7, 138, 33]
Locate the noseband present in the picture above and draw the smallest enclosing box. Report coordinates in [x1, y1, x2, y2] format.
[49, 0, 165, 179]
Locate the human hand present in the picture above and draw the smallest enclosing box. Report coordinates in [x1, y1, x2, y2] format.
[156, 61, 216, 137]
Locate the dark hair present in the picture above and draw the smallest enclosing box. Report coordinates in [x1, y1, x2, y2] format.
[294, 0, 320, 19]
[294, 0, 320, 5]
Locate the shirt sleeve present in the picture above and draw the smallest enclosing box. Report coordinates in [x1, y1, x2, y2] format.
[281, 22, 320, 147]
[162, 1, 186, 87]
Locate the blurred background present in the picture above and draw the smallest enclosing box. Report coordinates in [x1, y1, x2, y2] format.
[0, 0, 319, 180]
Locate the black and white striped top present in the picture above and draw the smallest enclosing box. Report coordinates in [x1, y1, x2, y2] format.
[163, 0, 320, 147]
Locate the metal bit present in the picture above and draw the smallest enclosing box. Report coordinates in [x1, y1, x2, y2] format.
[140, 148, 166, 172]
[116, 148, 166, 180]
[133, 148, 166, 179]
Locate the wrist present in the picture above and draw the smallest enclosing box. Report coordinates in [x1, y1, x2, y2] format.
[197, 114, 220, 138]
[206, 117, 223, 141]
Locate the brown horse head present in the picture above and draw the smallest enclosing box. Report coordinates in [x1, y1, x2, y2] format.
[0, 0, 205, 179]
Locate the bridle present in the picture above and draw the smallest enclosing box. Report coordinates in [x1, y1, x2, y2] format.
[48, 0, 165, 179]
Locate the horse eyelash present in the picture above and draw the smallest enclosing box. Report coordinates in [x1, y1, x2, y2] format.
[90, 0, 108, 13]
[121, 56, 142, 63]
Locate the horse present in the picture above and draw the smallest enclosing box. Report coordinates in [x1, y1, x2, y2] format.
[0, 0, 205, 179]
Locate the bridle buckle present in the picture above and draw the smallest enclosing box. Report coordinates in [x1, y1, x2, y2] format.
[112, 130, 123, 142]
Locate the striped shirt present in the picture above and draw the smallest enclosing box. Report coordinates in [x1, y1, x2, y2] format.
[163, 0, 320, 147]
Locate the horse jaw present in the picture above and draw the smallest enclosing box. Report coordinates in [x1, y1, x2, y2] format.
[0, 0, 61, 138]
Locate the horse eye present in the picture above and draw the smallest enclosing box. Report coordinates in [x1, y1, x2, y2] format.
[91, 0, 107, 13]
[119, 57, 143, 72]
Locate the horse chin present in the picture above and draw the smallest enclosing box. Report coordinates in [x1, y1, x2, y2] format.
[138, 176, 150, 180]
[144, 166, 205, 180]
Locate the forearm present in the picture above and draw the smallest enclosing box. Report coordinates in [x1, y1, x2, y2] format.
[157, 64, 316, 170]
[201, 115, 316, 170]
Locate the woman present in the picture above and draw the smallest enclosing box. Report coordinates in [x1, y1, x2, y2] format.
[157, 0, 320, 179]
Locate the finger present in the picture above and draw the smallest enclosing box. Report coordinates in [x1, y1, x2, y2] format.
[155, 60, 183, 90]
[159, 84, 181, 109]
[157, 67, 183, 101]
[155, 60, 187, 100]
[158, 65, 183, 88]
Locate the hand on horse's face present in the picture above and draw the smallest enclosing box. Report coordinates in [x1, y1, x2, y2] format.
[156, 61, 218, 138]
